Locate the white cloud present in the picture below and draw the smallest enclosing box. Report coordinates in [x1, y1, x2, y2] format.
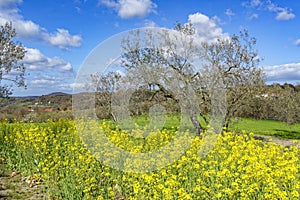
[188, 13, 229, 43]
[69, 82, 86, 90]
[275, 9, 295, 21]
[46, 29, 82, 49]
[0, 0, 82, 49]
[294, 39, 300, 46]
[29, 74, 72, 89]
[144, 19, 156, 27]
[250, 0, 261, 7]
[249, 13, 259, 19]
[243, 0, 295, 21]
[24, 64, 75, 94]
[264, 63, 300, 83]
[100, 0, 118, 7]
[0, 0, 22, 8]
[58, 83, 72, 91]
[211, 15, 223, 25]
[31, 79, 56, 85]
[225, 9, 235, 17]
[0, 1, 77, 95]
[23, 48, 73, 72]
[99, 0, 157, 19]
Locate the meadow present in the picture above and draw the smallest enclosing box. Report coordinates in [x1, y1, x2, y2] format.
[132, 115, 300, 138]
[0, 118, 300, 199]
[231, 118, 300, 139]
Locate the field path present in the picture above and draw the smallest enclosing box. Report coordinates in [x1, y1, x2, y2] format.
[0, 166, 47, 200]
[253, 134, 300, 147]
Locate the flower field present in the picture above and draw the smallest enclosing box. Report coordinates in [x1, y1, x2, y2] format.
[0, 119, 300, 199]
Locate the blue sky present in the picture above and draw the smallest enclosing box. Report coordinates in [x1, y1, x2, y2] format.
[0, 0, 300, 96]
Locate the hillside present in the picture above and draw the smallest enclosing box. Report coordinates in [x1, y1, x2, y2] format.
[0, 93, 72, 121]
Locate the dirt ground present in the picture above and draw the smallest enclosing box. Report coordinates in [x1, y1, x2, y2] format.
[253, 134, 300, 148]
[0, 166, 47, 200]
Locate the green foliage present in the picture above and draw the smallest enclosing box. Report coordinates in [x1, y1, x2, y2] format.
[0, 22, 26, 97]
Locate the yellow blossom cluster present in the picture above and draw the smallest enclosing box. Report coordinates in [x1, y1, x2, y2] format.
[0, 119, 299, 199]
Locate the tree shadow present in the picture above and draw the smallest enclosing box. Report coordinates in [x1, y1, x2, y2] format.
[273, 129, 300, 139]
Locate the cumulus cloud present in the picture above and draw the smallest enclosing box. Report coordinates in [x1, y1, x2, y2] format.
[0, 0, 82, 49]
[243, 0, 295, 21]
[188, 12, 229, 43]
[267, 4, 296, 21]
[275, 9, 295, 21]
[46, 29, 82, 49]
[28, 73, 72, 95]
[264, 63, 300, 83]
[23, 48, 73, 72]
[22, 50, 75, 94]
[99, 0, 157, 19]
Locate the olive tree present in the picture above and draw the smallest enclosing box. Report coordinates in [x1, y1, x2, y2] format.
[120, 24, 206, 136]
[102, 24, 264, 135]
[0, 22, 26, 97]
[90, 71, 121, 120]
[201, 30, 265, 128]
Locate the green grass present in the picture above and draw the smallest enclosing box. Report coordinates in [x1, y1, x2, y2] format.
[133, 115, 300, 140]
[132, 113, 181, 128]
[230, 118, 300, 139]
[103, 114, 300, 140]
[111, 113, 208, 131]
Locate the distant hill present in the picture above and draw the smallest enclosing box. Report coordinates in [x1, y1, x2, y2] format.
[0, 93, 71, 108]
[47, 92, 70, 96]
[0, 92, 72, 121]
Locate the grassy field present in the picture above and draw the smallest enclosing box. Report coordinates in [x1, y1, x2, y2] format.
[131, 114, 300, 140]
[230, 118, 300, 139]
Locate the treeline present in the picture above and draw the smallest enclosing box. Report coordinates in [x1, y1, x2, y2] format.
[1, 83, 299, 125]
[237, 83, 300, 124]
[94, 83, 300, 125]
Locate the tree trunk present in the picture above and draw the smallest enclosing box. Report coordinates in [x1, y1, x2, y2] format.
[190, 114, 203, 138]
[223, 114, 230, 131]
[199, 112, 208, 125]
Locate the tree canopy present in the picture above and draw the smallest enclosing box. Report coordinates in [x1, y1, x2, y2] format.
[0, 22, 26, 97]
[118, 24, 264, 134]
[90, 23, 265, 135]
